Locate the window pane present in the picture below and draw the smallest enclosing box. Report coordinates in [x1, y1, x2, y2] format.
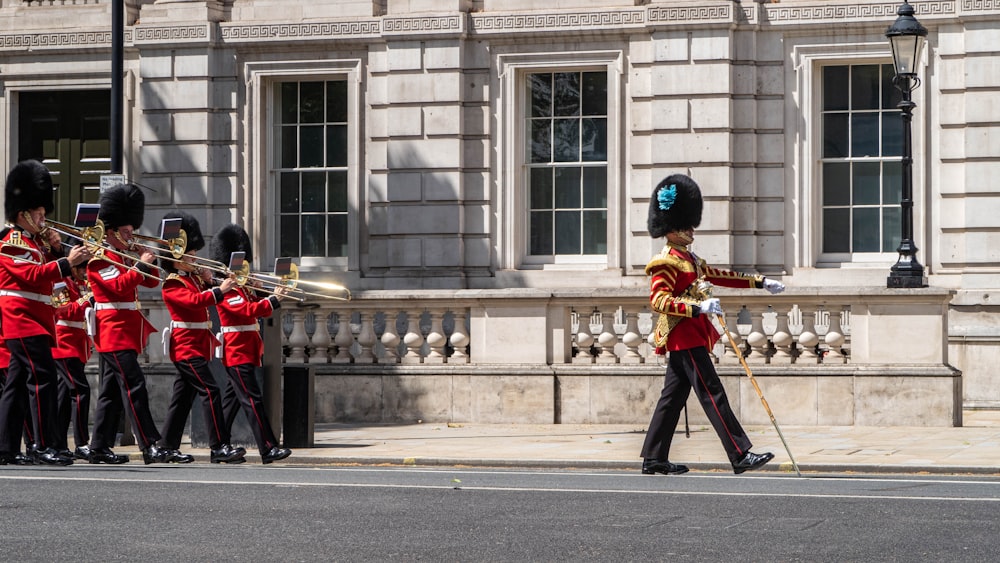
[882, 207, 901, 252]
[280, 215, 299, 257]
[881, 112, 902, 157]
[582, 167, 606, 208]
[582, 210, 607, 254]
[530, 168, 552, 209]
[883, 161, 902, 205]
[823, 66, 849, 111]
[328, 171, 348, 212]
[852, 162, 880, 205]
[554, 168, 581, 208]
[326, 124, 348, 167]
[554, 210, 580, 254]
[822, 163, 850, 206]
[851, 113, 879, 157]
[281, 125, 298, 168]
[280, 173, 299, 213]
[328, 215, 348, 257]
[300, 82, 324, 123]
[530, 211, 552, 255]
[327, 81, 348, 122]
[851, 65, 880, 110]
[529, 74, 551, 118]
[530, 120, 551, 163]
[301, 215, 325, 256]
[581, 72, 607, 116]
[553, 72, 580, 117]
[881, 64, 902, 109]
[301, 172, 325, 212]
[822, 208, 850, 253]
[280, 83, 298, 123]
[823, 113, 849, 158]
[852, 208, 879, 252]
[300, 126, 324, 167]
[581, 118, 607, 162]
[553, 119, 579, 162]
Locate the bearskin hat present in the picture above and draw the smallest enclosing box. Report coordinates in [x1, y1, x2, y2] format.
[4, 160, 55, 222]
[210, 223, 253, 267]
[98, 183, 145, 230]
[159, 211, 204, 274]
[647, 174, 703, 239]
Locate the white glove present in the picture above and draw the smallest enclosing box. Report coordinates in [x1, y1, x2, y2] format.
[699, 298, 723, 316]
[763, 278, 785, 295]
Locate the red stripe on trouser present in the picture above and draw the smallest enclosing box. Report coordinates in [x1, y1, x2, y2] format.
[61, 359, 88, 444]
[688, 349, 744, 458]
[20, 338, 45, 447]
[184, 359, 223, 443]
[111, 353, 150, 447]
[234, 368, 273, 449]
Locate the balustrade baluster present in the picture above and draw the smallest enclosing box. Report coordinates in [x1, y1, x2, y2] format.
[719, 309, 742, 365]
[620, 307, 643, 364]
[449, 310, 470, 364]
[402, 310, 425, 364]
[309, 311, 331, 364]
[424, 308, 447, 364]
[825, 307, 847, 364]
[797, 307, 820, 364]
[770, 305, 793, 364]
[573, 309, 596, 364]
[379, 310, 401, 364]
[595, 307, 619, 364]
[746, 307, 769, 364]
[287, 309, 309, 363]
[355, 311, 376, 364]
[332, 310, 354, 364]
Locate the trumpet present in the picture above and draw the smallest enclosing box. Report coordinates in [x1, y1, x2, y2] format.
[43, 219, 163, 283]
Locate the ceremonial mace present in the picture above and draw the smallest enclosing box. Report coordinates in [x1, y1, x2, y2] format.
[700, 280, 802, 477]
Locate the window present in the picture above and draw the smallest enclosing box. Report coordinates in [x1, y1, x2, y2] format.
[820, 63, 903, 255]
[526, 71, 608, 257]
[273, 80, 349, 258]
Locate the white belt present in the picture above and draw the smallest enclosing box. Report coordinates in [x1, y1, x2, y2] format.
[0, 289, 51, 304]
[221, 324, 259, 334]
[95, 302, 139, 311]
[170, 321, 212, 330]
[56, 320, 86, 330]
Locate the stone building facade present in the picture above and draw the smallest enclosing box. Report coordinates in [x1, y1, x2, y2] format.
[1, 0, 998, 427]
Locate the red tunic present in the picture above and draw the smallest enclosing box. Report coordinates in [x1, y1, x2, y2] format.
[646, 243, 762, 354]
[52, 278, 93, 362]
[215, 287, 280, 368]
[161, 272, 223, 362]
[0, 227, 71, 343]
[87, 251, 159, 353]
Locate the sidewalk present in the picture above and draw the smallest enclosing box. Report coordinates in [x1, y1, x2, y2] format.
[178, 410, 1000, 475]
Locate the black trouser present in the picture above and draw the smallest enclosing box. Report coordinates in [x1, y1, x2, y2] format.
[55, 357, 91, 450]
[222, 364, 278, 456]
[641, 346, 752, 464]
[0, 336, 61, 453]
[160, 357, 229, 450]
[90, 350, 161, 451]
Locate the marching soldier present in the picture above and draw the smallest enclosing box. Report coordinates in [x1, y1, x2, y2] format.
[211, 224, 291, 465]
[640, 174, 783, 476]
[0, 160, 91, 465]
[51, 265, 95, 461]
[155, 211, 245, 464]
[86, 183, 164, 464]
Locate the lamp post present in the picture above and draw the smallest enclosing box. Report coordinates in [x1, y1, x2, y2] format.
[885, 1, 928, 288]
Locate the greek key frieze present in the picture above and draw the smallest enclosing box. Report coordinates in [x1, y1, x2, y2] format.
[0, 31, 111, 50]
[383, 15, 463, 35]
[765, 1, 955, 22]
[471, 9, 645, 33]
[134, 26, 209, 43]
[647, 5, 733, 23]
[220, 21, 381, 42]
[963, 0, 1000, 11]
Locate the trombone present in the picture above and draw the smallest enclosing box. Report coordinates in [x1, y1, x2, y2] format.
[130, 230, 188, 260]
[43, 219, 163, 283]
[249, 263, 351, 302]
[0, 241, 44, 265]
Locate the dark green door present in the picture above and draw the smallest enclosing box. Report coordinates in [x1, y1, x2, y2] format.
[18, 90, 110, 224]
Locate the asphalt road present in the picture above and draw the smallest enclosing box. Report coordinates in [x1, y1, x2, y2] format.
[2, 465, 998, 561]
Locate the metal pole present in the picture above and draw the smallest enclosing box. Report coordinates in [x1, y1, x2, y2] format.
[887, 77, 926, 288]
[110, 0, 123, 174]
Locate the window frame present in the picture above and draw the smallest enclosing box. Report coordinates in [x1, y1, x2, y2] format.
[496, 50, 623, 270]
[789, 43, 926, 270]
[245, 59, 362, 272]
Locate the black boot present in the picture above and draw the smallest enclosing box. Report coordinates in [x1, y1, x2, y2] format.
[142, 444, 167, 465]
[641, 458, 689, 475]
[210, 444, 247, 464]
[732, 451, 774, 474]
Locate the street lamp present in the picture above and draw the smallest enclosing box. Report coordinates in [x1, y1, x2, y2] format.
[885, 0, 928, 288]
